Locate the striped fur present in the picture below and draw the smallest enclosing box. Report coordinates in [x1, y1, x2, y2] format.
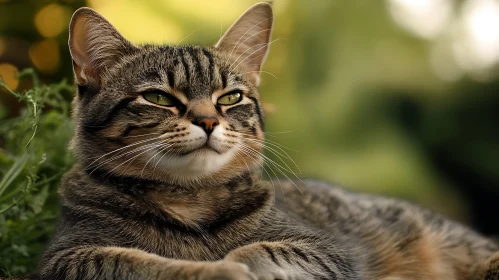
[38, 3, 499, 280]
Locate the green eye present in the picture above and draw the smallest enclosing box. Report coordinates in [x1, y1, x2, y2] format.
[143, 91, 175, 106]
[217, 91, 242, 106]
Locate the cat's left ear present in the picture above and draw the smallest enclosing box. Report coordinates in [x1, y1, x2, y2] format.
[69, 7, 137, 89]
[216, 2, 273, 86]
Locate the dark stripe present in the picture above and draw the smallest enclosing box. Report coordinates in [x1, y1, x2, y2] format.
[93, 253, 105, 278]
[312, 254, 337, 279]
[58, 248, 87, 279]
[84, 97, 136, 130]
[47, 248, 78, 278]
[278, 247, 292, 263]
[215, 104, 224, 116]
[327, 253, 353, 274]
[180, 49, 191, 83]
[291, 247, 310, 262]
[249, 126, 257, 136]
[167, 70, 175, 88]
[143, 69, 161, 81]
[159, 45, 170, 52]
[121, 122, 160, 137]
[185, 47, 202, 77]
[233, 75, 243, 83]
[111, 252, 122, 279]
[75, 250, 93, 280]
[261, 245, 280, 266]
[248, 96, 264, 129]
[295, 259, 309, 272]
[221, 70, 228, 89]
[202, 48, 214, 81]
[50, 249, 77, 268]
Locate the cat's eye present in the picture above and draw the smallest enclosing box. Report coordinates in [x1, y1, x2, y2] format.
[217, 91, 242, 106]
[143, 91, 176, 106]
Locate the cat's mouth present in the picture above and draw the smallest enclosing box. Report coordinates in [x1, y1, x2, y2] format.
[179, 142, 221, 156]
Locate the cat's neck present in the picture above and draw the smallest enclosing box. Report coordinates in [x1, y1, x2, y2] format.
[75, 164, 273, 230]
[144, 176, 272, 229]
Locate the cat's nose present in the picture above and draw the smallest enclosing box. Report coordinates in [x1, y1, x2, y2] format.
[193, 116, 219, 135]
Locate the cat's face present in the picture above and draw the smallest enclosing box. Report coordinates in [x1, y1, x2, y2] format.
[68, 4, 273, 186]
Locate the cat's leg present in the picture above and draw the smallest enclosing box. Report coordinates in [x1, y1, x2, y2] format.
[224, 240, 355, 280]
[40, 246, 256, 280]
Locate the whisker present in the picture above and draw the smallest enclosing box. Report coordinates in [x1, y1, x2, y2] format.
[240, 143, 296, 175]
[105, 142, 165, 177]
[234, 150, 252, 175]
[85, 136, 161, 169]
[230, 131, 298, 152]
[229, 38, 285, 74]
[225, 17, 273, 63]
[140, 143, 174, 176]
[123, 132, 162, 139]
[153, 144, 182, 173]
[237, 132, 300, 153]
[88, 140, 165, 174]
[228, 27, 272, 61]
[236, 148, 277, 198]
[177, 29, 202, 45]
[239, 143, 303, 194]
[263, 130, 296, 137]
[242, 138, 301, 175]
[239, 70, 277, 80]
[238, 145, 283, 198]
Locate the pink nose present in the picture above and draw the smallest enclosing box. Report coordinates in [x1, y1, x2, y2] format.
[193, 116, 219, 135]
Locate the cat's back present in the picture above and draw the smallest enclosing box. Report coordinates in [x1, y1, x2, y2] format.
[272, 178, 498, 279]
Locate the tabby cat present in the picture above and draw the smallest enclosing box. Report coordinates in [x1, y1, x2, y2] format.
[38, 3, 499, 280]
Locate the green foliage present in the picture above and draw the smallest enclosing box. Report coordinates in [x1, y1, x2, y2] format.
[0, 70, 74, 277]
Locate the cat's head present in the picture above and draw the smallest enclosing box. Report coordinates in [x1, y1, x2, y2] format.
[68, 3, 273, 186]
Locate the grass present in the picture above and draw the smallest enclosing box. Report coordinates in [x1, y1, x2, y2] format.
[0, 70, 74, 277]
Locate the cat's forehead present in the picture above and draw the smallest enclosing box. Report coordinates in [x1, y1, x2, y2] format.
[108, 44, 246, 98]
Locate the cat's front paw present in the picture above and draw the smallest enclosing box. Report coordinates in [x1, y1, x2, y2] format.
[224, 243, 300, 280]
[194, 260, 257, 280]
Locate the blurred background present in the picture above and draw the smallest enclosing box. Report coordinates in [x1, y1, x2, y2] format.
[1, 0, 499, 276]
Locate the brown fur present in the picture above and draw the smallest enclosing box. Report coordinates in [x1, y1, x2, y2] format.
[37, 3, 499, 280]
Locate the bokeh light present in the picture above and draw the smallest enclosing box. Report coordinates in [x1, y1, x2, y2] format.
[388, 0, 453, 39]
[28, 39, 60, 74]
[0, 63, 19, 89]
[87, 0, 183, 43]
[0, 38, 5, 56]
[34, 4, 71, 38]
[453, 0, 499, 78]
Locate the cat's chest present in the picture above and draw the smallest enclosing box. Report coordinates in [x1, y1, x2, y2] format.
[133, 221, 254, 261]
[131, 196, 255, 260]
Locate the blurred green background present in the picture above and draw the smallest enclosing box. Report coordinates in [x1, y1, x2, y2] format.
[1, 0, 499, 276]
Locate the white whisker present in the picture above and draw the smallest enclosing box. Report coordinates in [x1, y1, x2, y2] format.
[229, 38, 285, 74]
[177, 29, 202, 45]
[140, 143, 174, 176]
[239, 143, 303, 194]
[88, 140, 164, 174]
[225, 17, 273, 62]
[85, 136, 161, 170]
[240, 70, 277, 79]
[105, 142, 165, 177]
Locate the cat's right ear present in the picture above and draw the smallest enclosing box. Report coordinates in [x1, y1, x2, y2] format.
[69, 8, 136, 89]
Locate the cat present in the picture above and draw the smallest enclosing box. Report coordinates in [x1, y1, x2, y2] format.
[37, 2, 499, 280]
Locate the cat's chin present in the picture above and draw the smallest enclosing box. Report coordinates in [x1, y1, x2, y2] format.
[152, 147, 236, 180]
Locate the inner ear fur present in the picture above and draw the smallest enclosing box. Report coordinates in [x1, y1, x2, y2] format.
[216, 2, 274, 86]
[68, 7, 137, 88]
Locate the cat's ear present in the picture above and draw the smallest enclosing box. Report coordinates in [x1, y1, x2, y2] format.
[69, 8, 137, 88]
[215, 2, 273, 86]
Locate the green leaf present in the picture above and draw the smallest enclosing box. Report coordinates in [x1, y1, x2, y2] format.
[0, 153, 29, 198]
